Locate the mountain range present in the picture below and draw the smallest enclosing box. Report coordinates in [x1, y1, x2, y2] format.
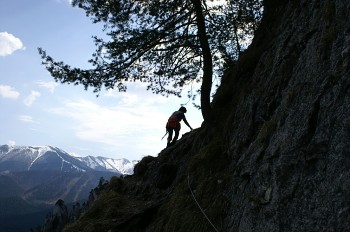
[0, 144, 138, 232]
[0, 144, 137, 174]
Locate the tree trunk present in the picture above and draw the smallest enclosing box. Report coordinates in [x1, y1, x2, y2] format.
[191, 0, 214, 123]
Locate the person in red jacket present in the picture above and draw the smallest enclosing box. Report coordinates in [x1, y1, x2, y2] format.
[166, 106, 192, 147]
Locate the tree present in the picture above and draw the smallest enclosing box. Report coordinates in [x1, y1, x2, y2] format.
[210, 0, 263, 67]
[39, 0, 262, 123]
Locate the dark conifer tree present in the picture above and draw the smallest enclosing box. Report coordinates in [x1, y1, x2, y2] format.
[39, 0, 262, 122]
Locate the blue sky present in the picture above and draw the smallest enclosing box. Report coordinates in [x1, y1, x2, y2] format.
[0, 0, 203, 161]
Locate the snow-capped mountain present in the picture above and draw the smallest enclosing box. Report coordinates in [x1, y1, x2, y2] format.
[0, 144, 137, 175]
[76, 156, 138, 175]
[0, 145, 89, 172]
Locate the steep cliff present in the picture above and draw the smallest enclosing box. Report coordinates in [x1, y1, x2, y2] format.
[64, 0, 350, 231]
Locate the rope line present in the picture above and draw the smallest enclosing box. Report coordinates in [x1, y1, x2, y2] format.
[187, 174, 219, 232]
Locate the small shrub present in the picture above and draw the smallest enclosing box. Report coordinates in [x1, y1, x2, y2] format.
[134, 156, 156, 176]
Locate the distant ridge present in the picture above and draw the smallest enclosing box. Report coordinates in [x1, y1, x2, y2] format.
[76, 155, 137, 175]
[0, 144, 137, 175]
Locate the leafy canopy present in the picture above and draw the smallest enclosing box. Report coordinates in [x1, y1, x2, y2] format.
[39, 0, 262, 114]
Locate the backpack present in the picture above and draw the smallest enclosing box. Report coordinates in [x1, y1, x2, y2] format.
[166, 116, 180, 129]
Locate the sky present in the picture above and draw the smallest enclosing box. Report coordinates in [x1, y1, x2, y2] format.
[0, 0, 204, 161]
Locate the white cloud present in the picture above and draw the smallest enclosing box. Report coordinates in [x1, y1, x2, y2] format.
[37, 80, 59, 93]
[24, 91, 41, 106]
[49, 92, 170, 157]
[0, 85, 20, 99]
[0, 32, 25, 56]
[18, 115, 39, 124]
[105, 86, 168, 106]
[52, 97, 165, 140]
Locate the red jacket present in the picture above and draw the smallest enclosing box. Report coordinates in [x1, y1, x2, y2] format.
[166, 111, 185, 129]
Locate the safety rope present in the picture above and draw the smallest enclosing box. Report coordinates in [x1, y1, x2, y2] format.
[187, 174, 219, 232]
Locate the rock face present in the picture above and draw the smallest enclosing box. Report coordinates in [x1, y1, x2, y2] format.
[218, 0, 350, 231]
[63, 0, 350, 231]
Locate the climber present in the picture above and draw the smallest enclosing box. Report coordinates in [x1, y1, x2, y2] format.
[165, 106, 193, 147]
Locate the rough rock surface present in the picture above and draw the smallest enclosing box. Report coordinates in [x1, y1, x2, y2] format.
[218, 0, 350, 231]
[64, 0, 350, 231]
